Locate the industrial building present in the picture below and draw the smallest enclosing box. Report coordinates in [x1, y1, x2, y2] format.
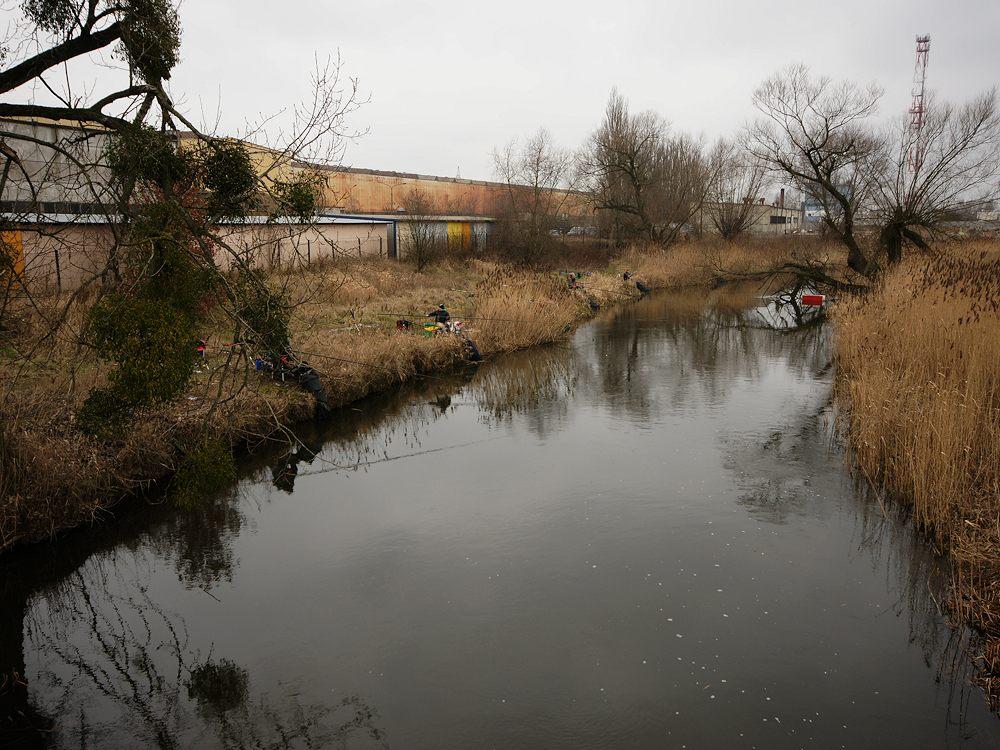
[4, 213, 396, 291]
[1, 117, 814, 290]
[694, 188, 805, 237]
[0, 119, 585, 285]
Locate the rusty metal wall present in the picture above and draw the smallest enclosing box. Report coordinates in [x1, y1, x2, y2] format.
[318, 169, 590, 218]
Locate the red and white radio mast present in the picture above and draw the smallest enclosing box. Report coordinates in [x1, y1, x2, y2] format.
[908, 34, 931, 174]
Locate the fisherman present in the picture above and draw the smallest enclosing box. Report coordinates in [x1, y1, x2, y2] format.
[427, 303, 450, 329]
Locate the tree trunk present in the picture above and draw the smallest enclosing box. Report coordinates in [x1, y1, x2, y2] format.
[901, 226, 929, 252]
[843, 231, 874, 277]
[880, 223, 904, 265]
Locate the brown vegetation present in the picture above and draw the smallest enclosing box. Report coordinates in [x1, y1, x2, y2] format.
[834, 239, 1000, 708]
[618, 236, 845, 288]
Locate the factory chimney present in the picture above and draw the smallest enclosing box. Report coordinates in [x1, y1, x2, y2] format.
[779, 188, 785, 208]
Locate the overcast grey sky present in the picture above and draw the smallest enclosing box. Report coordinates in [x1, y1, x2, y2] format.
[18, 0, 1000, 180]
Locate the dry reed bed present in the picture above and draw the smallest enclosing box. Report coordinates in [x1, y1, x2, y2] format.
[618, 237, 845, 289]
[834, 240, 1000, 707]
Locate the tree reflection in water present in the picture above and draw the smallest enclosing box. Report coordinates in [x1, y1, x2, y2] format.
[23, 563, 386, 749]
[145, 487, 245, 591]
[575, 284, 829, 423]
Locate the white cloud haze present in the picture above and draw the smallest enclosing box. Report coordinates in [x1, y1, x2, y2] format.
[7, 0, 1000, 180]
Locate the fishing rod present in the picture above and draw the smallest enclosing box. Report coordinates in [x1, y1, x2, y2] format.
[288, 348, 468, 383]
[197, 340, 472, 383]
[297, 436, 504, 477]
[369, 299, 633, 324]
[372, 311, 551, 324]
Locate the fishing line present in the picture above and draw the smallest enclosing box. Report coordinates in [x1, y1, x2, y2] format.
[297, 435, 503, 477]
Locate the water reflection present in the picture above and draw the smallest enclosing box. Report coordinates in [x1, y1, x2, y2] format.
[852, 494, 988, 735]
[577, 286, 830, 423]
[2, 286, 998, 748]
[468, 346, 575, 436]
[270, 441, 322, 493]
[21, 562, 385, 749]
[147, 487, 245, 590]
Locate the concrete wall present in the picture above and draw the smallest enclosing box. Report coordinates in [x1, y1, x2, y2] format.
[17, 223, 116, 290]
[1, 121, 590, 224]
[317, 168, 588, 218]
[201, 135, 589, 219]
[10, 220, 391, 291]
[212, 222, 391, 270]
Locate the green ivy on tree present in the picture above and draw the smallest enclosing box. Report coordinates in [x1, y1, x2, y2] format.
[77, 125, 288, 437]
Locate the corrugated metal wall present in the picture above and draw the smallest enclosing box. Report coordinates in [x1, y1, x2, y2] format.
[1, 230, 24, 278]
[446, 222, 472, 249]
[318, 169, 590, 218]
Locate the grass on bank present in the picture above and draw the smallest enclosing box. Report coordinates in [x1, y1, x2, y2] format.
[0, 251, 641, 550]
[834, 239, 1000, 706]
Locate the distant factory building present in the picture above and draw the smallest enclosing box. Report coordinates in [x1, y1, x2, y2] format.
[0, 117, 591, 287]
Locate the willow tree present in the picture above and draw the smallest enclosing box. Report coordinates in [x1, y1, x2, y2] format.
[871, 89, 1000, 263]
[492, 128, 575, 260]
[580, 89, 711, 246]
[746, 64, 883, 276]
[704, 138, 768, 240]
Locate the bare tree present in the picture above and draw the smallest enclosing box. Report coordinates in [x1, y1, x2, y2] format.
[746, 64, 883, 276]
[703, 138, 769, 239]
[401, 187, 441, 271]
[872, 89, 1000, 262]
[579, 89, 710, 246]
[492, 128, 574, 260]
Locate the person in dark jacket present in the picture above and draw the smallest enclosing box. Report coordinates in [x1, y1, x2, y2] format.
[427, 304, 450, 327]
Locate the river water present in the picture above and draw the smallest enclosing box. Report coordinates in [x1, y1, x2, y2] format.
[2, 288, 999, 749]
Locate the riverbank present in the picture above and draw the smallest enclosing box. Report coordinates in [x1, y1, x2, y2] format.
[834, 239, 1000, 709]
[11, 277, 1000, 749]
[4, 234, 1000, 710]
[1, 238, 830, 553]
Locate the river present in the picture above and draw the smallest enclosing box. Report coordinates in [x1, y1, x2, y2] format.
[2, 288, 998, 749]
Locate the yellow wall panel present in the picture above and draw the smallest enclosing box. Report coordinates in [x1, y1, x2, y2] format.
[1, 230, 24, 282]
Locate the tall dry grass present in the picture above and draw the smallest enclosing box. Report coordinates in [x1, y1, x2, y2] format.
[619, 236, 845, 289]
[834, 239, 1000, 706]
[471, 268, 583, 354]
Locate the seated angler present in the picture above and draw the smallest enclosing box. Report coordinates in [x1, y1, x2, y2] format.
[427, 303, 450, 329]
